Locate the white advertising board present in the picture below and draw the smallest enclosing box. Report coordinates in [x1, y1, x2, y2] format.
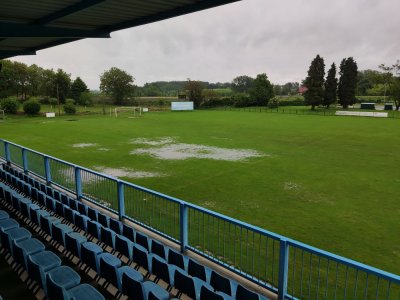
[46, 112, 55, 118]
[171, 102, 194, 111]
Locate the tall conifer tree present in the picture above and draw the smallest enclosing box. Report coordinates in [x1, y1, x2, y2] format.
[304, 55, 325, 110]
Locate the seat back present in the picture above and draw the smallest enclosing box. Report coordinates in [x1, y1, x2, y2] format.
[236, 284, 260, 300]
[135, 231, 149, 251]
[168, 248, 185, 269]
[200, 285, 224, 300]
[210, 271, 232, 295]
[122, 224, 135, 242]
[121, 271, 145, 300]
[151, 239, 166, 259]
[188, 258, 207, 282]
[174, 269, 195, 299]
[133, 244, 150, 270]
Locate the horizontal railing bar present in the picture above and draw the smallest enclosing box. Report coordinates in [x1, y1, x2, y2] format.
[1, 138, 399, 285]
[287, 239, 400, 284]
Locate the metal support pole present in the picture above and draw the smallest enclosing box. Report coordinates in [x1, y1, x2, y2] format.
[22, 148, 28, 173]
[117, 181, 125, 221]
[278, 238, 289, 300]
[179, 202, 188, 253]
[75, 167, 82, 200]
[44, 156, 51, 184]
[4, 142, 10, 164]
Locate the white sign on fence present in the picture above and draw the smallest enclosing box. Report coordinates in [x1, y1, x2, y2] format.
[46, 112, 56, 118]
[171, 102, 194, 111]
[335, 111, 388, 118]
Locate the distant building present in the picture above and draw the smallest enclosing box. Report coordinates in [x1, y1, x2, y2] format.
[298, 85, 308, 94]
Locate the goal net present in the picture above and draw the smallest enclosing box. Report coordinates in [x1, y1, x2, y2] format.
[114, 107, 142, 118]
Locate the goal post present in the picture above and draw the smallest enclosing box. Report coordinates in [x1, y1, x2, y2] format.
[0, 110, 5, 121]
[114, 106, 142, 118]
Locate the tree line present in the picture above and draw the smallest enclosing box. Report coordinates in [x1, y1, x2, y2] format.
[303, 55, 400, 110]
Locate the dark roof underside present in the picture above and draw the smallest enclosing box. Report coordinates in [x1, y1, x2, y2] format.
[0, 0, 239, 59]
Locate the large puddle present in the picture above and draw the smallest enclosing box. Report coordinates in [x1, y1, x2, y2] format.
[94, 166, 163, 179]
[130, 138, 265, 161]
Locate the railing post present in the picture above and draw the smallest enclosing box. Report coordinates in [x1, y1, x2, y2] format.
[278, 238, 289, 300]
[44, 156, 51, 184]
[75, 167, 82, 200]
[179, 202, 188, 253]
[22, 148, 28, 173]
[117, 181, 125, 221]
[4, 142, 10, 164]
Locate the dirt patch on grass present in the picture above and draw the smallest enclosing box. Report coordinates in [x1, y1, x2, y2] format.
[129, 137, 175, 146]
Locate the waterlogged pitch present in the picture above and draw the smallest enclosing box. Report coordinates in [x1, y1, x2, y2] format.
[1, 110, 399, 274]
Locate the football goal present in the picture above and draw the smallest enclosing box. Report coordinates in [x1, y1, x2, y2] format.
[114, 106, 142, 118]
[0, 110, 5, 121]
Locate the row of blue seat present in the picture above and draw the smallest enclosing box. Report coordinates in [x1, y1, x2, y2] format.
[0, 181, 172, 300]
[1, 164, 268, 300]
[0, 198, 104, 299]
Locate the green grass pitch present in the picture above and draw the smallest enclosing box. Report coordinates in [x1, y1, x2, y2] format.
[1, 110, 399, 274]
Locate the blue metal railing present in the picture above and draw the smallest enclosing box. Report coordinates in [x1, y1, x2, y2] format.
[0, 139, 399, 299]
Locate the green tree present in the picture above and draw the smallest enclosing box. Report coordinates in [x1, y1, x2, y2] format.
[99, 67, 135, 105]
[0, 60, 17, 98]
[79, 91, 93, 106]
[249, 73, 274, 106]
[338, 57, 358, 109]
[304, 55, 325, 110]
[23, 99, 41, 116]
[26, 64, 43, 97]
[53, 69, 71, 104]
[323, 63, 337, 108]
[70, 77, 88, 103]
[184, 79, 204, 108]
[13, 61, 29, 100]
[388, 60, 400, 110]
[231, 75, 254, 93]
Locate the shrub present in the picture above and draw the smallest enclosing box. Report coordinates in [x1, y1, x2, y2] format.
[0, 96, 19, 114]
[277, 96, 306, 107]
[23, 99, 41, 115]
[63, 100, 76, 114]
[232, 93, 252, 107]
[79, 92, 93, 106]
[267, 97, 279, 108]
[201, 97, 234, 107]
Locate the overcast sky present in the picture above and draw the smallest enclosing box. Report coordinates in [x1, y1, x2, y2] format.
[10, 0, 400, 89]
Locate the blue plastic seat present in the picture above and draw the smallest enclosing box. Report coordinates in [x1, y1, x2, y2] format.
[51, 223, 73, 246]
[77, 202, 88, 216]
[174, 268, 211, 300]
[13, 238, 45, 270]
[60, 194, 69, 206]
[46, 265, 81, 300]
[118, 266, 143, 291]
[19, 199, 33, 219]
[87, 220, 102, 240]
[151, 239, 167, 259]
[121, 272, 168, 300]
[46, 186, 54, 198]
[122, 224, 135, 242]
[97, 212, 109, 228]
[0, 210, 9, 221]
[64, 206, 76, 224]
[69, 198, 78, 211]
[67, 283, 105, 300]
[2, 227, 31, 254]
[236, 284, 266, 300]
[200, 285, 234, 300]
[135, 231, 150, 251]
[32, 209, 50, 227]
[40, 215, 60, 236]
[80, 242, 104, 273]
[0, 218, 19, 245]
[27, 250, 62, 290]
[115, 234, 133, 260]
[45, 196, 56, 212]
[132, 244, 151, 271]
[30, 187, 38, 201]
[87, 207, 98, 222]
[55, 201, 66, 217]
[65, 232, 87, 258]
[75, 213, 90, 231]
[167, 248, 186, 270]
[210, 270, 237, 296]
[148, 290, 171, 300]
[37, 191, 46, 206]
[100, 227, 115, 248]
[151, 255, 179, 286]
[188, 257, 211, 282]
[53, 190, 61, 201]
[28, 204, 42, 224]
[39, 183, 46, 194]
[23, 182, 31, 196]
[109, 218, 122, 234]
[99, 253, 122, 289]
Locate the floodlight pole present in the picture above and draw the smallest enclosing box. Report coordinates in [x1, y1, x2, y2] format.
[57, 83, 61, 116]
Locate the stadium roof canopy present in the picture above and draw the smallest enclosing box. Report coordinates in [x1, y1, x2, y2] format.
[0, 0, 239, 60]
